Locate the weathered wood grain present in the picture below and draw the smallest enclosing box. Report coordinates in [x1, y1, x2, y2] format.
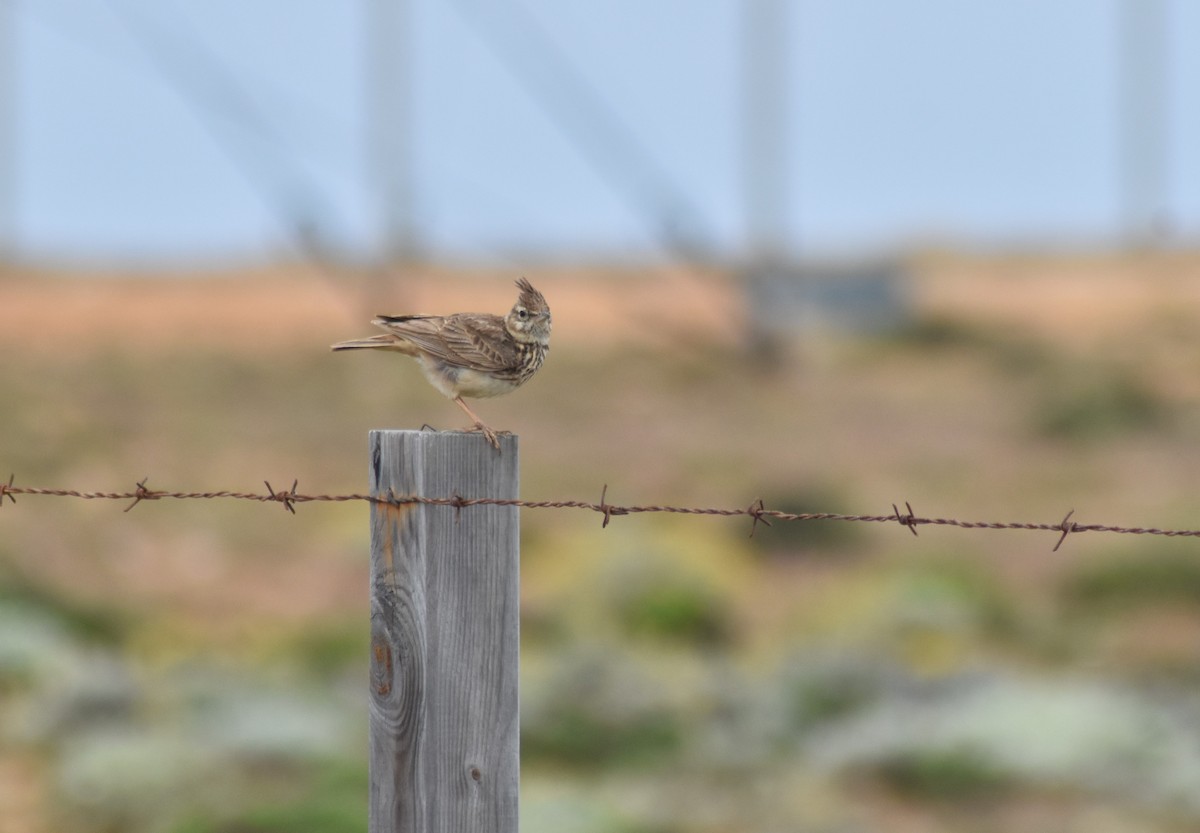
[369, 430, 519, 833]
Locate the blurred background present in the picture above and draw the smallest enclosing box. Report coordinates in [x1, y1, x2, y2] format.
[2, 1, 1200, 831]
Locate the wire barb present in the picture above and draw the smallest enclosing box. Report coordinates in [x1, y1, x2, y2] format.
[1053, 509, 1077, 552]
[450, 492, 468, 522]
[0, 474, 15, 507]
[264, 479, 298, 514]
[746, 498, 772, 538]
[893, 501, 920, 536]
[123, 477, 162, 513]
[597, 484, 628, 528]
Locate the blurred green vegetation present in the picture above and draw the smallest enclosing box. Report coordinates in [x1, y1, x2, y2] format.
[523, 703, 683, 770]
[891, 315, 1058, 376]
[616, 575, 732, 647]
[0, 567, 130, 646]
[1032, 365, 1168, 441]
[748, 483, 866, 555]
[1060, 547, 1200, 614]
[169, 760, 367, 833]
[872, 746, 1016, 800]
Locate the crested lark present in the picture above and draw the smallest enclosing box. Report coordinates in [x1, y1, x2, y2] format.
[331, 278, 552, 449]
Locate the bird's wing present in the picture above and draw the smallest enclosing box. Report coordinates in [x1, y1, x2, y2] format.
[373, 313, 515, 372]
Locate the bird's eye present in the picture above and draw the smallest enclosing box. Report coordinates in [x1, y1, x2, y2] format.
[517, 309, 529, 320]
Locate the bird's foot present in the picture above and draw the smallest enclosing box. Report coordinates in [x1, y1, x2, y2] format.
[464, 422, 503, 451]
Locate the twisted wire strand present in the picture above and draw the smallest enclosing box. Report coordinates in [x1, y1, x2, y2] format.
[2, 476, 1198, 548]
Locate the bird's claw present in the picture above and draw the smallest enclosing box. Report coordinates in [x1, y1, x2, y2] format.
[466, 422, 502, 451]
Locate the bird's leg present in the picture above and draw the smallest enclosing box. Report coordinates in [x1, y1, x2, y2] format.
[453, 396, 501, 450]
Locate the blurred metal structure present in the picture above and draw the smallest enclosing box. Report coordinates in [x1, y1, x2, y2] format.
[450, 0, 716, 261]
[0, 0, 14, 255]
[369, 0, 420, 264]
[739, 1, 908, 351]
[748, 258, 909, 346]
[741, 0, 790, 263]
[741, 0, 803, 355]
[1118, 0, 1170, 245]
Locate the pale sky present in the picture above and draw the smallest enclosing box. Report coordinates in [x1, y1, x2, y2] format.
[4, 0, 1199, 264]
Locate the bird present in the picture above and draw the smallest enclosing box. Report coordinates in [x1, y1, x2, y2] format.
[331, 278, 552, 449]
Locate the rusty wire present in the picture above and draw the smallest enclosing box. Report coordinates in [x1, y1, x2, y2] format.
[2, 474, 1199, 551]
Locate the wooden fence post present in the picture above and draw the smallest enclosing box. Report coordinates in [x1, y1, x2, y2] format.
[368, 430, 520, 833]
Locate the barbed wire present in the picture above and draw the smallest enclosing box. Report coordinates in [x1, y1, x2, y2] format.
[2, 475, 1198, 551]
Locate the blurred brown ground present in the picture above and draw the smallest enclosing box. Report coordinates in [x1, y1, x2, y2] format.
[0, 261, 742, 352]
[4, 250, 1200, 354]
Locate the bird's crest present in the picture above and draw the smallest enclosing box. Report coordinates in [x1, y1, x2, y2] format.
[515, 278, 549, 314]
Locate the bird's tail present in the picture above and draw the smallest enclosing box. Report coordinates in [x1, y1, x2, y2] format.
[330, 335, 399, 351]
